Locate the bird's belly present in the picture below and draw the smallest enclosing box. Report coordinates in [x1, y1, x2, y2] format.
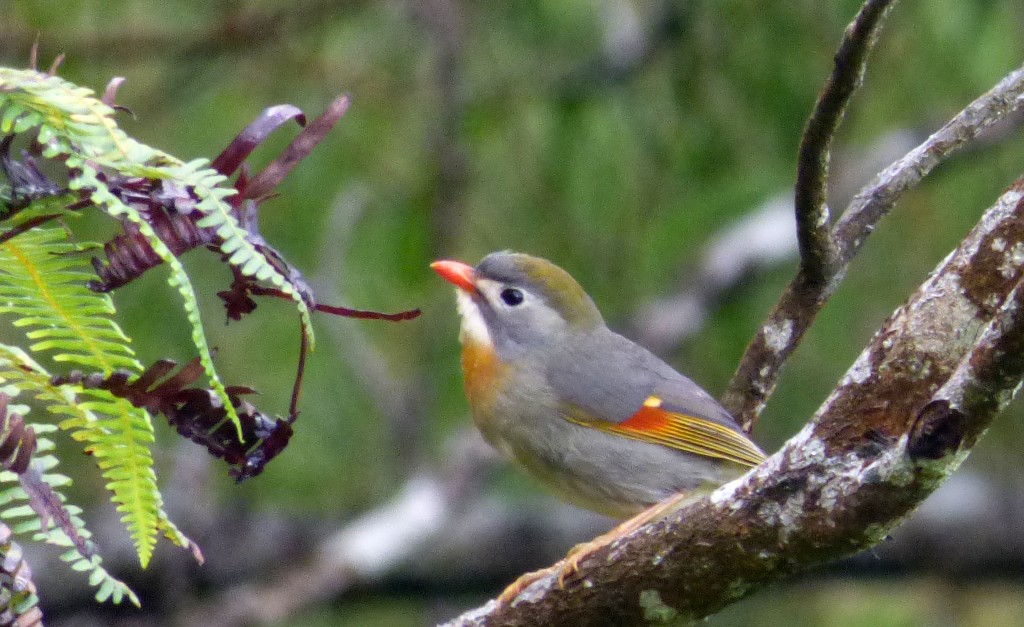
[490, 405, 744, 519]
[460, 358, 747, 518]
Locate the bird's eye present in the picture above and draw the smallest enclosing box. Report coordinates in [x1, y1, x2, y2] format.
[500, 288, 524, 306]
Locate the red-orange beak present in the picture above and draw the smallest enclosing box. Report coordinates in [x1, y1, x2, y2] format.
[431, 260, 477, 293]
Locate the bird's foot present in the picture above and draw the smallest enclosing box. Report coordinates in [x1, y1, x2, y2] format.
[555, 500, 679, 585]
[497, 516, 655, 606]
[496, 564, 562, 606]
[496, 494, 692, 605]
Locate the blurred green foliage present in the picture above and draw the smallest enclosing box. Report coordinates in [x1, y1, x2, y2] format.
[2, 0, 1024, 623]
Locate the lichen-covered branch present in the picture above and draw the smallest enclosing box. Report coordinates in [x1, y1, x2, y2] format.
[442, 177, 1024, 626]
[723, 58, 1024, 433]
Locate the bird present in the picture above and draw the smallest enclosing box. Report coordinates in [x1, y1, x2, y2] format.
[431, 251, 765, 598]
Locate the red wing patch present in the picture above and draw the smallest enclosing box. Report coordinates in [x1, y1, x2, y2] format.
[570, 395, 766, 467]
[617, 398, 673, 432]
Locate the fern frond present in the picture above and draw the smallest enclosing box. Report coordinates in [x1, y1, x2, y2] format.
[0, 67, 316, 353]
[183, 164, 315, 348]
[0, 68, 320, 433]
[0, 374, 139, 606]
[57, 388, 161, 566]
[0, 225, 139, 373]
[0, 68, 242, 432]
[0, 68, 170, 168]
[0, 461, 140, 606]
[0, 346, 163, 568]
[71, 167, 241, 433]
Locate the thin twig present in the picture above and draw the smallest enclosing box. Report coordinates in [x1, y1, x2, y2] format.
[834, 64, 1024, 261]
[793, 0, 895, 285]
[0, 214, 62, 246]
[633, 131, 928, 355]
[310, 188, 430, 474]
[288, 313, 308, 421]
[724, 60, 1024, 434]
[247, 285, 420, 321]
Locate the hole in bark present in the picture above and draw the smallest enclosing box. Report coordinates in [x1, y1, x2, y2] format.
[908, 400, 966, 460]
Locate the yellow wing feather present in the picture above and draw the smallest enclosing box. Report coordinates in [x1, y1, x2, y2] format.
[568, 395, 766, 467]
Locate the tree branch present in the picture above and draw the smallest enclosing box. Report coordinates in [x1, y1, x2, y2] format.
[442, 176, 1024, 625]
[834, 64, 1024, 260]
[630, 130, 936, 355]
[724, 59, 1024, 433]
[793, 0, 894, 285]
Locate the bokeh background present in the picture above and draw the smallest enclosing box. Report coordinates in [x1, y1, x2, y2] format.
[3, 1, 1024, 625]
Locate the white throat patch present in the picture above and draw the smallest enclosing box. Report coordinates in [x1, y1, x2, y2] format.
[455, 289, 492, 347]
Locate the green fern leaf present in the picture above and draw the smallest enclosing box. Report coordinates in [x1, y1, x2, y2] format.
[0, 378, 139, 606]
[186, 168, 315, 347]
[0, 67, 316, 359]
[0, 226, 140, 373]
[0, 226, 164, 562]
[0, 346, 161, 567]
[69, 168, 243, 433]
[0, 520, 42, 621]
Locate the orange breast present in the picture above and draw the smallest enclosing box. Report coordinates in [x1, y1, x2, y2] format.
[460, 338, 505, 413]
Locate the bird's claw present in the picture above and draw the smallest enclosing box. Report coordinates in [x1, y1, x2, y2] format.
[495, 540, 601, 606]
[496, 496, 692, 606]
[496, 564, 561, 606]
[557, 540, 598, 585]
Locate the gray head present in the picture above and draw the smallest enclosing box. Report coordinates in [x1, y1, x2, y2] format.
[447, 252, 604, 358]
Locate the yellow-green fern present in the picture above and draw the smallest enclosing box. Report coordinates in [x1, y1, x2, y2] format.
[0, 227, 167, 565]
[0, 350, 140, 605]
[1, 66, 315, 372]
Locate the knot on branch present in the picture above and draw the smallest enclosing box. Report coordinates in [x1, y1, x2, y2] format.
[907, 400, 967, 461]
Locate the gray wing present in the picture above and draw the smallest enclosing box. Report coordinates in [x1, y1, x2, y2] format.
[546, 327, 742, 431]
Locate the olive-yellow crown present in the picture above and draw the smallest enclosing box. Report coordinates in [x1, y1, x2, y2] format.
[476, 252, 603, 329]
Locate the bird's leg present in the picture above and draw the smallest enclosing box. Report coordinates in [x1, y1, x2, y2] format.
[557, 492, 692, 585]
[496, 493, 694, 605]
[495, 564, 564, 606]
